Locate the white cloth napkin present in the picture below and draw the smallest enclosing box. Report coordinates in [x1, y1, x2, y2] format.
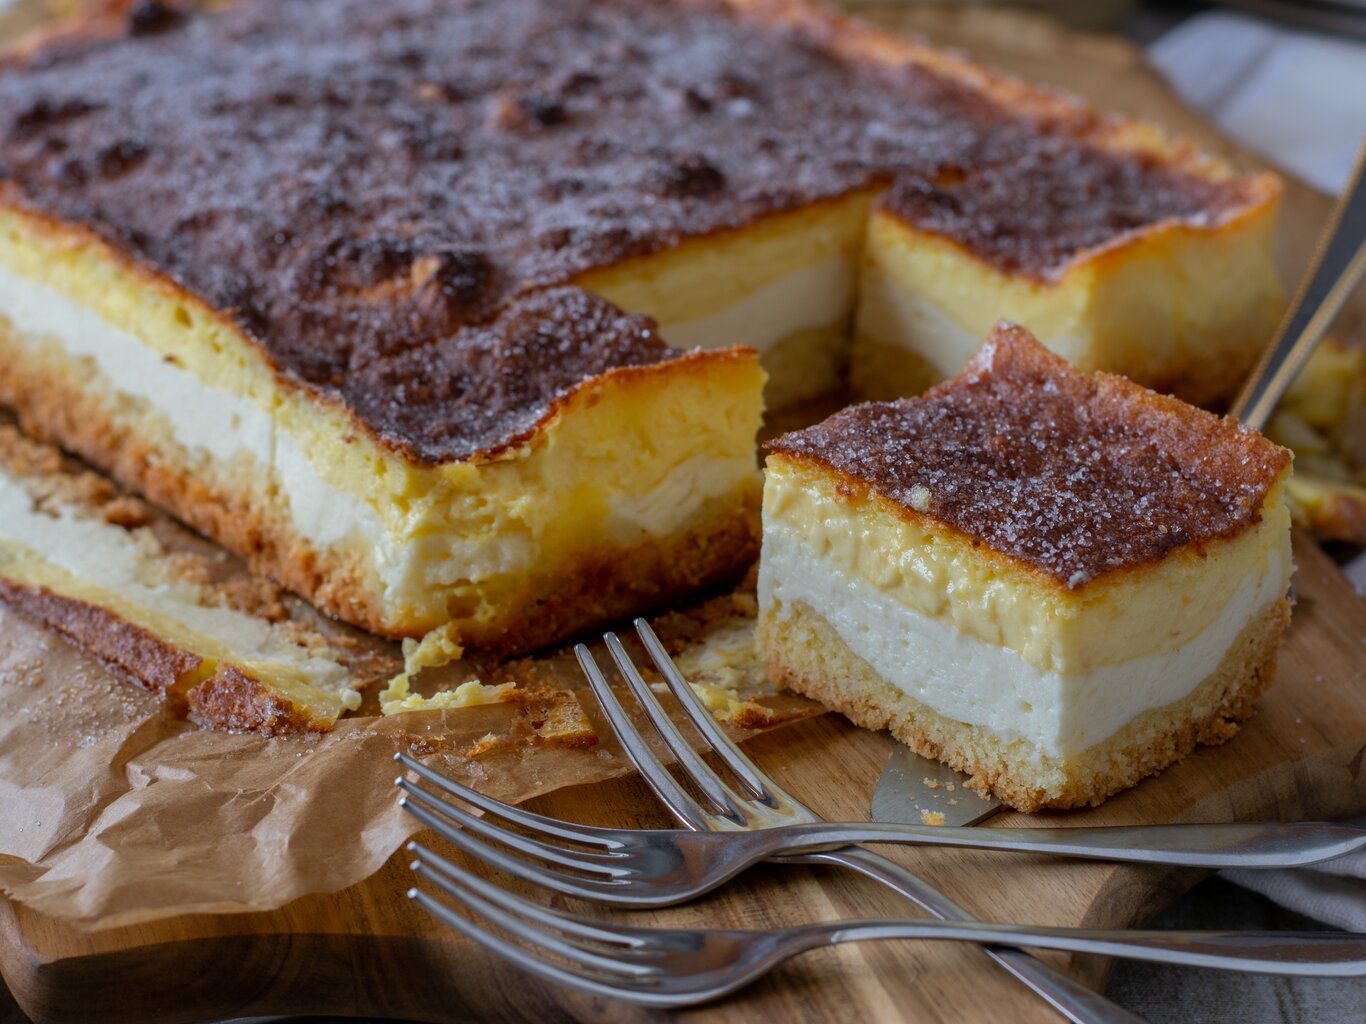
[1148, 11, 1366, 194]
[1150, 11, 1366, 929]
[1224, 850, 1366, 931]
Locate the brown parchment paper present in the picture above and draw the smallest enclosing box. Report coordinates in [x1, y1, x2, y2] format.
[11, 0, 1361, 943]
[0, 594, 817, 932]
[0, 378, 815, 931]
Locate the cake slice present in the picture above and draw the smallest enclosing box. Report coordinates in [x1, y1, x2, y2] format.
[758, 323, 1293, 811]
[851, 116, 1282, 406]
[0, 422, 383, 733]
[0, 233, 765, 649]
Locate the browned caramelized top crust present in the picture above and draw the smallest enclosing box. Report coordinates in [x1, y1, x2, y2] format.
[0, 575, 204, 694]
[0, 0, 1254, 457]
[880, 143, 1239, 277]
[768, 323, 1292, 586]
[304, 287, 676, 463]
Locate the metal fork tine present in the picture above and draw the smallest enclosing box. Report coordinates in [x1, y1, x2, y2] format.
[398, 779, 628, 874]
[400, 798, 624, 897]
[411, 862, 659, 977]
[407, 886, 655, 1000]
[395, 752, 619, 848]
[574, 643, 714, 830]
[604, 632, 749, 825]
[411, 852, 643, 950]
[411, 851, 655, 952]
[636, 618, 802, 809]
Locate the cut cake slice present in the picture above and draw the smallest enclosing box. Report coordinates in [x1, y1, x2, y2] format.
[758, 323, 1294, 811]
[0, 422, 378, 733]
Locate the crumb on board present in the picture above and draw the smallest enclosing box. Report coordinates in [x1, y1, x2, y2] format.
[920, 809, 946, 826]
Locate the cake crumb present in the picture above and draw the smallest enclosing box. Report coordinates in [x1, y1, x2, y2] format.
[920, 809, 946, 826]
[921, 776, 940, 789]
[100, 496, 153, 528]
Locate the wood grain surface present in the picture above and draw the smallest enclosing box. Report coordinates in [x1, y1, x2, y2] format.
[2, 533, 1364, 1024]
[3, 7, 1366, 1024]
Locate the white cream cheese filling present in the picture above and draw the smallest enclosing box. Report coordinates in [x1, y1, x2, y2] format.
[759, 518, 1290, 760]
[0, 263, 423, 591]
[855, 264, 1087, 380]
[0, 468, 360, 708]
[0, 265, 754, 613]
[0, 264, 274, 466]
[659, 254, 854, 352]
[607, 453, 755, 537]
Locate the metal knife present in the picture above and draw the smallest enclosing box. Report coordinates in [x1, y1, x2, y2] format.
[871, 739, 1001, 827]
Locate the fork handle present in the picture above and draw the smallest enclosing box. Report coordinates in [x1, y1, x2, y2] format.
[770, 819, 1365, 868]
[803, 847, 1147, 1024]
[1230, 133, 1366, 431]
[791, 917, 1366, 977]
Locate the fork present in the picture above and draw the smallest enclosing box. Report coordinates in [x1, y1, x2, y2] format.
[395, 621, 1349, 1024]
[577, 621, 1366, 1022]
[396, 757, 1365, 904]
[406, 846, 1366, 1009]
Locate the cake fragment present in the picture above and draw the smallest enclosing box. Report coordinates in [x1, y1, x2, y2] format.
[758, 323, 1294, 811]
[0, 424, 380, 734]
[381, 678, 520, 716]
[1266, 338, 1366, 544]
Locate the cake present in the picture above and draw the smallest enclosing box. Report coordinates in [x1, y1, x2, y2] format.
[1265, 338, 1366, 545]
[757, 323, 1294, 811]
[0, 0, 1279, 653]
[852, 142, 1282, 406]
[0, 421, 369, 733]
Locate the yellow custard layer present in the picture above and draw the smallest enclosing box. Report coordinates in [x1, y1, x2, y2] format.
[574, 193, 871, 324]
[575, 193, 873, 406]
[852, 187, 1283, 405]
[761, 453, 1293, 674]
[0, 207, 765, 641]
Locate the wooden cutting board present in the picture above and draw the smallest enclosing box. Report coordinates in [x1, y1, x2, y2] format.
[2, 535, 1364, 1024]
[3, 8, 1366, 1024]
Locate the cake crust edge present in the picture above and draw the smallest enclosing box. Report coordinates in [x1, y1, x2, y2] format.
[760, 595, 1290, 812]
[0, 312, 762, 646]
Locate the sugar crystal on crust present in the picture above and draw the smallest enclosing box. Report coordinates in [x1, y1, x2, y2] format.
[767, 323, 1292, 586]
[0, 0, 1255, 461]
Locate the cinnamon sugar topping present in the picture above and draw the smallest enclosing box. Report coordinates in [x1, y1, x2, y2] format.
[768, 323, 1291, 586]
[0, 0, 1253, 460]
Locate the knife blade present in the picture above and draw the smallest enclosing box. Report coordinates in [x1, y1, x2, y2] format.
[871, 740, 1001, 827]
